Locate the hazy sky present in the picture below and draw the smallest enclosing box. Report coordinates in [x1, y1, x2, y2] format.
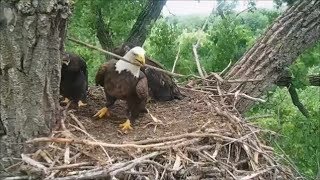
[162, 0, 276, 16]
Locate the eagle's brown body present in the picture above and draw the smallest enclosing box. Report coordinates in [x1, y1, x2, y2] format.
[95, 59, 148, 122]
[113, 44, 184, 101]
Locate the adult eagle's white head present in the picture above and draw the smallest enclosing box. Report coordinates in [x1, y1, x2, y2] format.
[115, 46, 146, 78]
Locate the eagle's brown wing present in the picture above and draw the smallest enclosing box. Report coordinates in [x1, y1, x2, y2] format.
[136, 72, 148, 100]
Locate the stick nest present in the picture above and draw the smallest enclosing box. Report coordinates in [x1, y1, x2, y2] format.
[5, 76, 298, 180]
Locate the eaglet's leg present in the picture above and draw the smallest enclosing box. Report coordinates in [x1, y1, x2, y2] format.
[75, 72, 88, 107]
[61, 97, 70, 104]
[93, 93, 116, 119]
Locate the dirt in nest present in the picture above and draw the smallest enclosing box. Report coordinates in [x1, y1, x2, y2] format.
[63, 87, 227, 146]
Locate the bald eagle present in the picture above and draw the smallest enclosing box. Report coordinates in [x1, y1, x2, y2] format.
[113, 44, 184, 101]
[94, 47, 148, 133]
[60, 52, 88, 107]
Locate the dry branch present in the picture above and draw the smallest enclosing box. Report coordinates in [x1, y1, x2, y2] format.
[54, 152, 161, 180]
[27, 132, 238, 149]
[192, 43, 205, 78]
[21, 154, 48, 173]
[171, 45, 181, 73]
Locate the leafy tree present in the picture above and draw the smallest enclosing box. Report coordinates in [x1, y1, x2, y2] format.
[201, 16, 255, 72]
[248, 85, 320, 179]
[144, 18, 181, 70]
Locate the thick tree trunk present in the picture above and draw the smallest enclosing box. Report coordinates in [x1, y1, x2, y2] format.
[0, 0, 70, 170]
[125, 0, 167, 46]
[224, 0, 320, 113]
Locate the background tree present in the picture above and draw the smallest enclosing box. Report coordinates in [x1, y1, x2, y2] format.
[125, 0, 167, 46]
[224, 0, 320, 113]
[0, 0, 70, 169]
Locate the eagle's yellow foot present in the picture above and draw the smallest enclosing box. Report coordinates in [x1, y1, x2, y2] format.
[119, 119, 133, 134]
[78, 100, 87, 107]
[93, 107, 110, 119]
[61, 97, 70, 104]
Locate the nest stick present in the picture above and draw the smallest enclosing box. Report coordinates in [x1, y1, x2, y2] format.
[69, 124, 112, 163]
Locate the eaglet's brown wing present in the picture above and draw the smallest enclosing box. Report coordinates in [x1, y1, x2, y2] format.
[95, 63, 108, 86]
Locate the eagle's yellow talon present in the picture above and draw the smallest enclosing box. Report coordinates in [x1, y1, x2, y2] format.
[78, 100, 87, 107]
[93, 107, 110, 119]
[119, 119, 133, 133]
[61, 97, 70, 104]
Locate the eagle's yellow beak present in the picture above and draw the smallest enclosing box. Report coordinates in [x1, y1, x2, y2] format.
[135, 54, 145, 66]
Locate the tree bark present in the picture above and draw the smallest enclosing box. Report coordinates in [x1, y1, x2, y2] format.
[125, 0, 167, 46]
[0, 0, 70, 170]
[224, 0, 320, 113]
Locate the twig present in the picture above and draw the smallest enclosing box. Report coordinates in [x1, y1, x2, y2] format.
[143, 109, 165, 133]
[69, 153, 82, 163]
[69, 124, 112, 163]
[49, 162, 92, 170]
[212, 143, 221, 159]
[211, 93, 266, 103]
[239, 166, 277, 180]
[21, 154, 48, 173]
[239, 93, 266, 103]
[68, 113, 87, 132]
[127, 132, 236, 145]
[27, 136, 213, 149]
[178, 86, 212, 94]
[2, 176, 37, 180]
[172, 154, 182, 171]
[54, 152, 161, 180]
[219, 59, 232, 76]
[212, 73, 225, 83]
[214, 106, 241, 123]
[223, 78, 263, 83]
[64, 144, 70, 164]
[171, 45, 181, 73]
[192, 43, 205, 78]
[39, 150, 53, 164]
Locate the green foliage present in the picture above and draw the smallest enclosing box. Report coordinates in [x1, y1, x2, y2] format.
[167, 15, 206, 31]
[248, 85, 320, 179]
[201, 16, 255, 72]
[144, 18, 181, 70]
[146, 9, 281, 75]
[290, 43, 320, 88]
[94, 0, 147, 45]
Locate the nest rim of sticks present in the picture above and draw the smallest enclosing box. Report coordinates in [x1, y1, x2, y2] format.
[3, 75, 300, 180]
